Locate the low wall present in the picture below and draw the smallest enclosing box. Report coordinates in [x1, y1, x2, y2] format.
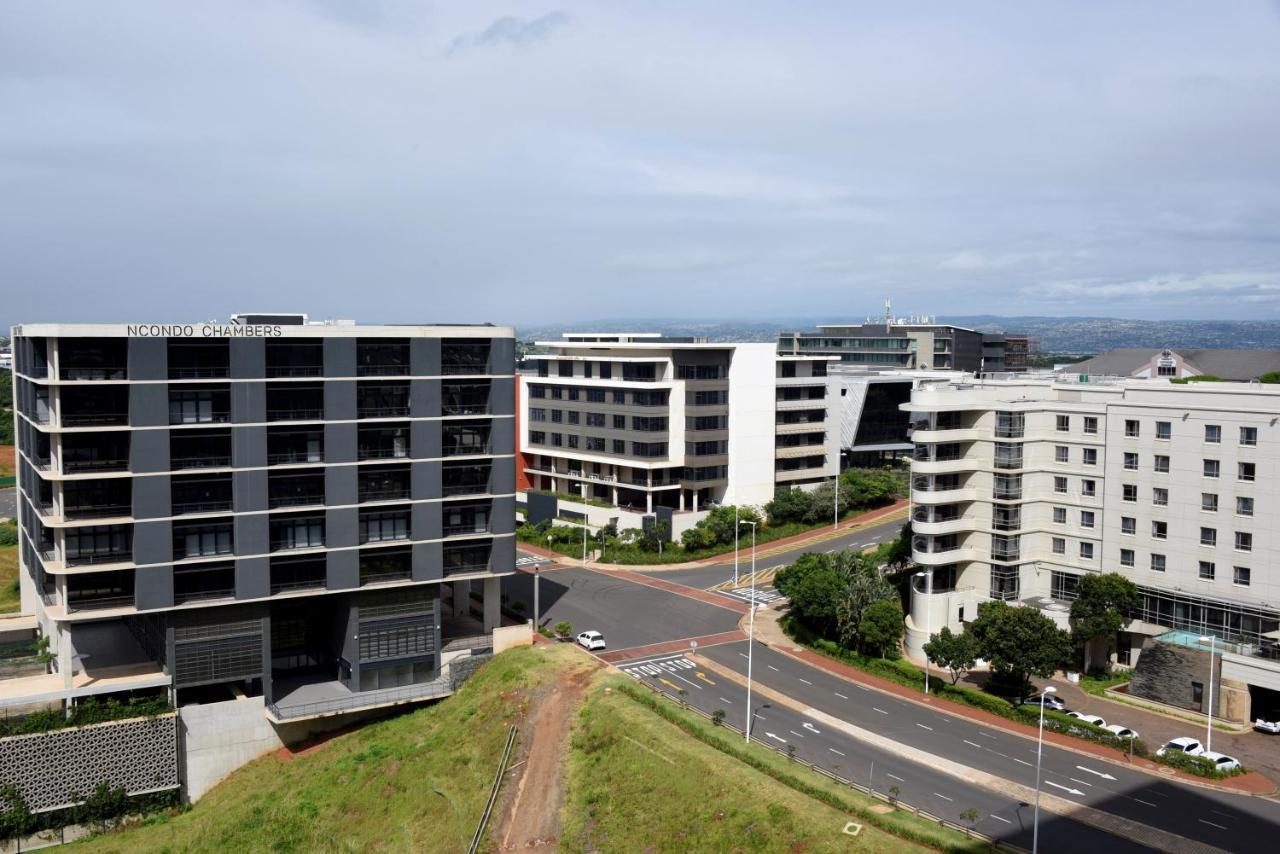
[493, 621, 533, 654]
[1127, 639, 1246, 723]
[0, 714, 179, 812]
[517, 492, 708, 538]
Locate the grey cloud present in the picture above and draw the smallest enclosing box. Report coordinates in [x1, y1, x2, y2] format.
[448, 11, 570, 55]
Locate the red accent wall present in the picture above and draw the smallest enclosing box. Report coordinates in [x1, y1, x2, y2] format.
[514, 375, 533, 491]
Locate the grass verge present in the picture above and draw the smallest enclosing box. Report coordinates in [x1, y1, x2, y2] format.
[73, 644, 587, 852]
[593, 677, 993, 853]
[0, 544, 19, 614]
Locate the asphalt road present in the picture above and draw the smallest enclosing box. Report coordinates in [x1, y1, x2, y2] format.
[648, 514, 907, 590]
[0, 487, 15, 520]
[615, 648, 1156, 854]
[502, 567, 741, 647]
[524, 562, 1280, 852]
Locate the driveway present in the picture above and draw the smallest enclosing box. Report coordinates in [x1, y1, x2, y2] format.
[0, 487, 15, 521]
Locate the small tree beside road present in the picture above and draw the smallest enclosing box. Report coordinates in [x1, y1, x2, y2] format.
[969, 601, 1073, 702]
[858, 599, 904, 659]
[922, 626, 978, 685]
[1069, 572, 1139, 671]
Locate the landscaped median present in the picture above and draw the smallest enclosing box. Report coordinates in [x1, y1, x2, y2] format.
[768, 610, 1274, 793]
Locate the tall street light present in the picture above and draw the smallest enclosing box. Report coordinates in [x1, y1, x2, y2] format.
[733, 505, 740, 586]
[1199, 635, 1217, 753]
[742, 519, 758, 743]
[1032, 685, 1057, 854]
[913, 568, 933, 694]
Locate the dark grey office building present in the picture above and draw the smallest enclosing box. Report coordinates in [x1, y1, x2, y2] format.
[8, 315, 516, 721]
[778, 320, 1006, 373]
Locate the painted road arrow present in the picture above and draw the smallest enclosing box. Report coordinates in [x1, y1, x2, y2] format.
[1044, 780, 1086, 797]
[1075, 765, 1117, 781]
[765, 732, 788, 744]
[658, 677, 680, 691]
[802, 722, 821, 734]
[696, 672, 716, 685]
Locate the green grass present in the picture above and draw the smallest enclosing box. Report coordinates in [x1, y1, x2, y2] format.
[1077, 670, 1130, 698]
[588, 678, 992, 853]
[0, 545, 19, 614]
[75, 644, 591, 852]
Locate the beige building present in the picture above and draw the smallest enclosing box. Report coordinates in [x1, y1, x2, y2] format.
[905, 374, 1280, 719]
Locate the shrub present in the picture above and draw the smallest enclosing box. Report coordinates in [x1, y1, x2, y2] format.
[553, 621, 573, 639]
[0, 525, 17, 547]
[1155, 749, 1245, 778]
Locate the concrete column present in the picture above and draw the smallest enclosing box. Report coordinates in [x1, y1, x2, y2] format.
[679, 491, 686, 511]
[611, 486, 618, 505]
[452, 580, 470, 618]
[646, 492, 653, 513]
[58, 624, 74, 689]
[692, 491, 699, 512]
[483, 576, 501, 632]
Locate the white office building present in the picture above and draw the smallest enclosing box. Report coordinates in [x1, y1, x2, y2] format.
[905, 374, 1280, 720]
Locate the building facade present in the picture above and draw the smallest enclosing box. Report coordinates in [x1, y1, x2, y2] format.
[778, 318, 1016, 373]
[1066, 347, 1280, 382]
[905, 376, 1280, 718]
[8, 315, 516, 723]
[518, 334, 838, 514]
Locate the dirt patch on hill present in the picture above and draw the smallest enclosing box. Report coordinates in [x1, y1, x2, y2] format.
[490, 650, 596, 849]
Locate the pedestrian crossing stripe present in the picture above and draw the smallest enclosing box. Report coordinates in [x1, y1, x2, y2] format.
[710, 567, 778, 591]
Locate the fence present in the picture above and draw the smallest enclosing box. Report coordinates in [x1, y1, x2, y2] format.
[467, 725, 517, 854]
[628, 678, 1028, 854]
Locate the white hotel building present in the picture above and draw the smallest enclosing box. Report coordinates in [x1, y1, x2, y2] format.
[905, 375, 1280, 718]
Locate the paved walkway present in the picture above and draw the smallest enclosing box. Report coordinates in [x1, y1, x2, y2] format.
[749, 604, 1276, 796]
[598, 629, 748, 663]
[586, 567, 749, 615]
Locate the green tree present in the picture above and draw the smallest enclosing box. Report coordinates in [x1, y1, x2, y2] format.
[1070, 572, 1139, 670]
[764, 488, 812, 524]
[832, 550, 896, 651]
[0, 783, 36, 840]
[1258, 371, 1280, 384]
[840, 467, 901, 507]
[774, 553, 844, 637]
[969, 601, 1073, 702]
[801, 479, 852, 525]
[880, 521, 912, 570]
[858, 599, 904, 658]
[922, 626, 978, 685]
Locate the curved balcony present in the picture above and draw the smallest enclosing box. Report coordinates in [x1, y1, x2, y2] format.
[911, 545, 981, 566]
[911, 457, 980, 476]
[911, 487, 978, 505]
[910, 427, 984, 444]
[912, 516, 976, 537]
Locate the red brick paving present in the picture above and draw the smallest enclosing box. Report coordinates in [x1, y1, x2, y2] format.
[598, 630, 748, 663]
[587, 567, 750, 614]
[771, 641, 1277, 795]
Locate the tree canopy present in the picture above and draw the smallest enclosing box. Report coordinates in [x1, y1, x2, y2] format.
[922, 626, 978, 685]
[969, 601, 1073, 701]
[776, 549, 899, 654]
[1069, 572, 1139, 644]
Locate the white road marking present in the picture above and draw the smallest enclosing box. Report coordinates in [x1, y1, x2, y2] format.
[739, 652, 749, 659]
[673, 673, 702, 690]
[1075, 765, 1116, 781]
[803, 722, 821, 734]
[1013, 758, 1033, 767]
[834, 692, 849, 700]
[989, 814, 1012, 825]
[765, 732, 787, 743]
[829, 748, 845, 756]
[963, 740, 982, 748]
[916, 723, 933, 731]
[1199, 819, 1227, 830]
[978, 731, 997, 739]
[1044, 781, 1084, 796]
[872, 707, 888, 714]
[798, 678, 813, 685]
[719, 697, 734, 705]
[767, 665, 780, 671]
[937, 716, 951, 723]
[1069, 778, 1093, 788]
[789, 730, 805, 738]
[933, 792, 953, 802]
[887, 773, 905, 782]
[1131, 798, 1158, 807]
[854, 684, 870, 691]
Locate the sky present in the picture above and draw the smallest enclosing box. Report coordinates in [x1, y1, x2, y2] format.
[3, 1, 1280, 326]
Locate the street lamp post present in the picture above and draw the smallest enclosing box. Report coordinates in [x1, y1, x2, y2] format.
[833, 479, 839, 531]
[1032, 685, 1057, 854]
[914, 568, 934, 694]
[742, 519, 758, 743]
[733, 505, 740, 586]
[1198, 635, 1217, 753]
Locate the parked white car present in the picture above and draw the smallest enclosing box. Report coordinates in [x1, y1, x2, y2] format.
[1103, 724, 1139, 740]
[576, 630, 607, 651]
[1201, 752, 1242, 773]
[1066, 712, 1107, 728]
[1156, 736, 1204, 758]
[1023, 694, 1067, 712]
[1255, 717, 1280, 734]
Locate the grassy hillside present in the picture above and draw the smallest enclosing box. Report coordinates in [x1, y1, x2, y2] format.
[77, 644, 589, 853]
[0, 539, 18, 614]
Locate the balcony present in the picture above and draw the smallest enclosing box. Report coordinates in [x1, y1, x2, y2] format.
[358, 488, 411, 503]
[63, 502, 132, 521]
[441, 341, 491, 375]
[441, 382, 491, 416]
[172, 498, 234, 515]
[357, 341, 410, 376]
[170, 454, 231, 470]
[359, 546, 412, 585]
[266, 383, 324, 422]
[270, 556, 328, 595]
[168, 340, 230, 379]
[269, 492, 326, 509]
[65, 593, 135, 613]
[266, 407, 324, 422]
[267, 449, 325, 465]
[64, 550, 133, 568]
[265, 340, 324, 378]
[59, 338, 128, 381]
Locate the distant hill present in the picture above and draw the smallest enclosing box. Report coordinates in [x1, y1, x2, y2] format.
[517, 317, 1280, 355]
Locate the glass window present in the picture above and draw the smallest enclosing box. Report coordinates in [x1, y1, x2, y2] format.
[1054, 476, 1068, 494]
[1083, 416, 1098, 435]
[1235, 532, 1253, 552]
[613, 414, 625, 429]
[1080, 510, 1095, 529]
[1204, 424, 1221, 444]
[1125, 419, 1139, 437]
[1081, 479, 1096, 497]
[1053, 507, 1067, 524]
[567, 411, 579, 425]
[1082, 448, 1097, 466]
[1055, 446, 1069, 463]
[1121, 516, 1135, 535]
[1203, 459, 1219, 478]
[1052, 537, 1066, 555]
[1234, 566, 1251, 586]
[612, 390, 626, 404]
[567, 435, 579, 449]
[1153, 487, 1169, 506]
[1123, 452, 1138, 471]
[550, 409, 563, 423]
[1237, 496, 1254, 516]
[1120, 548, 1135, 567]
[1154, 455, 1169, 473]
[612, 439, 625, 453]
[586, 389, 605, 403]
[1199, 561, 1215, 581]
[1150, 553, 1166, 572]
[1202, 493, 1218, 512]
[1152, 521, 1167, 540]
[1240, 426, 1257, 446]
[1200, 527, 1217, 547]
[1056, 415, 1069, 432]
[1079, 542, 1094, 559]
[1239, 462, 1256, 482]
[1122, 484, 1137, 502]
[1155, 421, 1171, 440]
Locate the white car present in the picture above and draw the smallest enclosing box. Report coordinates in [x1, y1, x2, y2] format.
[1255, 718, 1280, 734]
[1103, 724, 1139, 740]
[576, 630, 606, 651]
[1156, 736, 1204, 758]
[1024, 695, 1067, 712]
[1067, 712, 1107, 728]
[1201, 751, 1242, 773]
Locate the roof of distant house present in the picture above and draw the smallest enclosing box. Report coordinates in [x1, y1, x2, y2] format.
[1066, 348, 1280, 381]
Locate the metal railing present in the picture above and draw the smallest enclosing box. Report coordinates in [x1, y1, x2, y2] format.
[359, 570, 412, 585]
[358, 447, 409, 460]
[62, 457, 129, 473]
[444, 562, 490, 576]
[358, 406, 411, 418]
[171, 455, 232, 469]
[442, 402, 491, 416]
[64, 550, 133, 567]
[442, 483, 488, 496]
[442, 444, 492, 457]
[168, 366, 230, 379]
[359, 489, 410, 502]
[357, 364, 410, 376]
[441, 362, 489, 375]
[266, 408, 324, 421]
[443, 524, 491, 537]
[60, 366, 127, 380]
[174, 588, 235, 605]
[265, 365, 324, 377]
[270, 578, 327, 594]
[63, 503, 133, 519]
[169, 412, 231, 425]
[267, 451, 324, 465]
[66, 594, 135, 612]
[172, 500, 234, 515]
[269, 493, 327, 508]
[61, 412, 130, 427]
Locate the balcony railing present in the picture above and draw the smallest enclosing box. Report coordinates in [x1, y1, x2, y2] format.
[991, 488, 1022, 500]
[270, 578, 327, 594]
[60, 367, 127, 381]
[359, 489, 411, 502]
[358, 447, 409, 461]
[171, 454, 232, 469]
[172, 500, 234, 515]
[442, 444, 492, 457]
[267, 451, 324, 465]
[357, 364, 409, 376]
[360, 570, 412, 585]
[268, 493, 327, 509]
[66, 594, 134, 613]
[169, 411, 231, 426]
[444, 562, 489, 576]
[174, 587, 235, 605]
[994, 426, 1024, 439]
[441, 362, 488, 375]
[61, 412, 130, 427]
[443, 524, 491, 537]
[442, 402, 490, 416]
[993, 455, 1023, 470]
[62, 457, 130, 474]
[63, 503, 132, 520]
[64, 551, 133, 567]
[266, 365, 324, 377]
[358, 406, 410, 419]
[442, 482, 488, 496]
[266, 408, 324, 422]
[168, 366, 230, 379]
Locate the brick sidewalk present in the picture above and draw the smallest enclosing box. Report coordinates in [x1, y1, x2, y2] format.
[751, 606, 1277, 796]
[586, 567, 750, 615]
[597, 629, 748, 663]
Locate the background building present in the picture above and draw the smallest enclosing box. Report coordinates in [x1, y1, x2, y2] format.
[9, 314, 517, 731]
[778, 314, 1027, 374]
[1066, 347, 1280, 382]
[518, 334, 838, 521]
[905, 375, 1280, 722]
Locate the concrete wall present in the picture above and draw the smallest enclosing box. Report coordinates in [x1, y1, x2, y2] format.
[724, 344, 778, 507]
[1127, 639, 1244, 722]
[493, 621, 533, 653]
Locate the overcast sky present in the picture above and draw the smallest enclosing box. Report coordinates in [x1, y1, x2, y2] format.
[3, 2, 1280, 326]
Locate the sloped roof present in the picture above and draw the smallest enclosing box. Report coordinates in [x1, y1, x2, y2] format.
[1068, 348, 1280, 381]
